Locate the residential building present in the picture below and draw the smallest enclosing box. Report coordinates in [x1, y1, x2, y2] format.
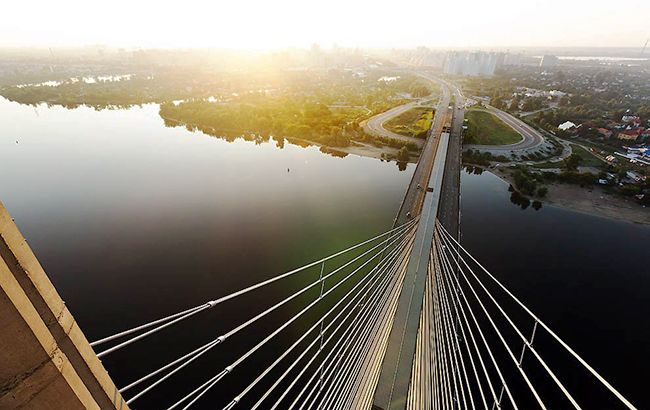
[617, 128, 643, 141]
[597, 128, 613, 139]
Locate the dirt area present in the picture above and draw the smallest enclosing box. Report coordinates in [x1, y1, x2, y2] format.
[543, 184, 650, 225]
[490, 168, 649, 225]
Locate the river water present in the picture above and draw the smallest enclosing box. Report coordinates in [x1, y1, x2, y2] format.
[0, 97, 648, 408]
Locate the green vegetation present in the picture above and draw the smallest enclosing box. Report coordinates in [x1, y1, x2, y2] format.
[568, 144, 605, 168]
[464, 110, 522, 145]
[2, 67, 437, 152]
[161, 100, 358, 147]
[383, 107, 433, 139]
[397, 146, 410, 162]
[462, 149, 509, 166]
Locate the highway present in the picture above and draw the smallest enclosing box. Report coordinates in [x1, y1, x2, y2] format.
[437, 84, 464, 240]
[393, 73, 451, 226]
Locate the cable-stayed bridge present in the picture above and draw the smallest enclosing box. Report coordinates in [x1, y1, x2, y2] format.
[0, 75, 638, 410]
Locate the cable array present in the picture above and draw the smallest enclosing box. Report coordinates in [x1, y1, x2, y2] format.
[94, 214, 638, 410]
[404, 220, 637, 410]
[95, 218, 418, 409]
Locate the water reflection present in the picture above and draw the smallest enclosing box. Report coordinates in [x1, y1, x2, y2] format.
[463, 165, 484, 175]
[0, 96, 415, 409]
[506, 183, 542, 211]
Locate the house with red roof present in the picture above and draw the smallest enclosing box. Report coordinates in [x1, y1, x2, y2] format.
[617, 128, 644, 141]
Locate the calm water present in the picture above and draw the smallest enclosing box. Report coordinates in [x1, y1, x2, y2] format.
[460, 169, 649, 408]
[1, 97, 648, 408]
[0, 97, 413, 408]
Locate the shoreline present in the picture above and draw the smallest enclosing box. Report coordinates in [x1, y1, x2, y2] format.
[162, 114, 419, 164]
[486, 166, 650, 226]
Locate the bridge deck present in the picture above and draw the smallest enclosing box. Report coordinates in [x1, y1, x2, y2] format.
[372, 133, 450, 410]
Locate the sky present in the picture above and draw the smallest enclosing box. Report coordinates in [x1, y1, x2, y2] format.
[3, 0, 649, 49]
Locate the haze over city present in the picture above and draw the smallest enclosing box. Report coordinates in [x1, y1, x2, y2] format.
[3, 0, 650, 49]
[1, 2, 649, 410]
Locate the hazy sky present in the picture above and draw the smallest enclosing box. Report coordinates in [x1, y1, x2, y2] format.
[3, 0, 649, 49]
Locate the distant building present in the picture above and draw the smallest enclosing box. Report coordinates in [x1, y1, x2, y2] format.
[444, 51, 499, 76]
[501, 52, 524, 67]
[617, 128, 643, 141]
[596, 128, 613, 139]
[539, 55, 560, 68]
[622, 114, 640, 123]
[558, 121, 577, 131]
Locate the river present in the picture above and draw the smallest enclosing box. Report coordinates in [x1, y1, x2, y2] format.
[0, 97, 648, 408]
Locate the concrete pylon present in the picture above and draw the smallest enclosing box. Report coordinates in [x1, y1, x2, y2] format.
[0, 202, 128, 409]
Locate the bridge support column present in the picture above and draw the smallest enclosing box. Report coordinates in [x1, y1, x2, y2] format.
[0, 202, 128, 409]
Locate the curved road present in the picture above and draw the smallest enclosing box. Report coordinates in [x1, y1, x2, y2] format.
[362, 73, 452, 148]
[465, 105, 545, 151]
[363, 101, 427, 147]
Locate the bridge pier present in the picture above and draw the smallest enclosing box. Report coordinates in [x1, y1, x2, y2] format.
[0, 202, 128, 410]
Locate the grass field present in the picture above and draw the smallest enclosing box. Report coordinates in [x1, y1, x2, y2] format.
[464, 110, 522, 145]
[570, 144, 607, 167]
[383, 107, 433, 139]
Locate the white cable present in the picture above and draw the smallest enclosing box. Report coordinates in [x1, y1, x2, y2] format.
[335, 241, 413, 410]
[226, 230, 414, 409]
[286, 239, 410, 410]
[90, 305, 207, 347]
[433, 231, 516, 409]
[435, 238, 490, 410]
[438, 224, 548, 409]
[308, 242, 410, 410]
[435, 250, 467, 409]
[431, 254, 454, 409]
[251, 239, 407, 410]
[122, 222, 415, 403]
[271, 257, 400, 410]
[436, 247, 473, 410]
[437, 224, 580, 409]
[302, 240, 409, 410]
[92, 219, 417, 351]
[167, 227, 414, 410]
[438, 222, 637, 410]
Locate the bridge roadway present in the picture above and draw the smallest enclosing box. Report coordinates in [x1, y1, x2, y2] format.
[370, 73, 464, 410]
[393, 73, 451, 227]
[437, 80, 464, 240]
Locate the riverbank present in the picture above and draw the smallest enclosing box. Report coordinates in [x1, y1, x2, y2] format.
[162, 114, 418, 164]
[488, 167, 650, 225]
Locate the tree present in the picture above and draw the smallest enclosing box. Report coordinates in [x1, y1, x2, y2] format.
[537, 186, 548, 197]
[397, 146, 410, 162]
[564, 153, 582, 171]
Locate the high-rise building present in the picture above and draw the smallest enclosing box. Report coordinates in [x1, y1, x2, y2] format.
[443, 51, 499, 76]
